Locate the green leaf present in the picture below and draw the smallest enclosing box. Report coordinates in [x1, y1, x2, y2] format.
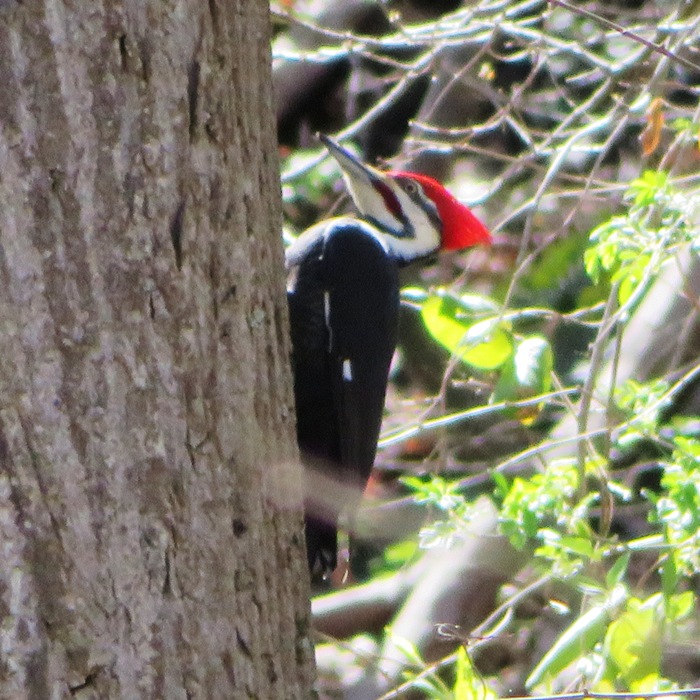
[606, 552, 631, 589]
[558, 536, 595, 558]
[493, 337, 553, 419]
[513, 337, 553, 390]
[454, 646, 496, 700]
[670, 117, 695, 134]
[526, 585, 627, 689]
[383, 539, 419, 568]
[526, 603, 607, 688]
[392, 635, 425, 666]
[499, 459, 581, 552]
[461, 318, 513, 370]
[660, 554, 678, 609]
[420, 295, 470, 354]
[627, 170, 668, 207]
[667, 591, 694, 622]
[604, 603, 661, 684]
[420, 295, 512, 370]
[614, 252, 651, 305]
[491, 471, 509, 499]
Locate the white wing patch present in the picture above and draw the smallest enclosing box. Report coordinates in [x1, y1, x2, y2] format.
[324, 291, 332, 350]
[342, 359, 353, 381]
[323, 291, 331, 325]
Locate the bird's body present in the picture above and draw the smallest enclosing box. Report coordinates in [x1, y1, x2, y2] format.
[288, 218, 399, 574]
[286, 136, 491, 578]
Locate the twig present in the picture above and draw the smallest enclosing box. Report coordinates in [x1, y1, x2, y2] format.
[503, 688, 700, 700]
[548, 0, 700, 74]
[576, 280, 619, 495]
[378, 387, 579, 448]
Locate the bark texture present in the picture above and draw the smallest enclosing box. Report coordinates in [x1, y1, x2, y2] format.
[0, 1, 314, 697]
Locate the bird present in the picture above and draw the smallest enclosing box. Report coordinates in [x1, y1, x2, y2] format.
[286, 135, 491, 579]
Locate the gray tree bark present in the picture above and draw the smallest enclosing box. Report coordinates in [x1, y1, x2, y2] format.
[0, 1, 314, 698]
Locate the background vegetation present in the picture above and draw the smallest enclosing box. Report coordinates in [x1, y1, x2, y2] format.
[272, 1, 700, 697]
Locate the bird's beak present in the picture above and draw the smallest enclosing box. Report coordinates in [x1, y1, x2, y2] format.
[319, 134, 383, 187]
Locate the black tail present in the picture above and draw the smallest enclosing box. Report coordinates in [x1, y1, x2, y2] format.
[305, 515, 337, 579]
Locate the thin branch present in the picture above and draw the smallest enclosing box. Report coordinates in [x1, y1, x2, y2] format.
[576, 280, 619, 492]
[378, 387, 579, 448]
[504, 688, 700, 700]
[548, 0, 700, 73]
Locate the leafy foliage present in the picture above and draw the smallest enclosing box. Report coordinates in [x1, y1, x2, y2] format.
[405, 288, 554, 419]
[651, 437, 700, 577]
[275, 0, 700, 696]
[419, 292, 513, 372]
[390, 164, 700, 695]
[584, 172, 699, 305]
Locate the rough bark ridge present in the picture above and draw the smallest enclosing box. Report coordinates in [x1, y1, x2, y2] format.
[0, 1, 314, 697]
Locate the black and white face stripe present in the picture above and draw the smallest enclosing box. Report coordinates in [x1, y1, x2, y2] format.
[392, 176, 442, 235]
[371, 177, 442, 261]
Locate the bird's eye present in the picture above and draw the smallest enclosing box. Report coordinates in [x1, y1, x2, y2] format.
[403, 180, 419, 195]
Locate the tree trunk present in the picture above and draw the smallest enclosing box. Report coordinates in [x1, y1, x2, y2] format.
[0, 1, 314, 697]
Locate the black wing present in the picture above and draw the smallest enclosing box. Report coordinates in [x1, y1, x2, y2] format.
[288, 221, 399, 576]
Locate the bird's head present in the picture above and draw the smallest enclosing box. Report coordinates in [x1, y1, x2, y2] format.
[320, 135, 491, 262]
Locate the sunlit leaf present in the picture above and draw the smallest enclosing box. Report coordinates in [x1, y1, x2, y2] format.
[558, 535, 595, 558]
[613, 253, 650, 305]
[454, 646, 496, 700]
[667, 591, 694, 622]
[513, 337, 553, 390]
[421, 295, 469, 352]
[660, 554, 678, 609]
[420, 296, 512, 370]
[604, 603, 661, 684]
[606, 552, 631, 589]
[492, 337, 553, 423]
[628, 170, 669, 207]
[460, 318, 513, 370]
[527, 586, 627, 689]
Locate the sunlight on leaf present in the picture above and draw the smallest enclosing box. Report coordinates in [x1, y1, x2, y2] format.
[493, 337, 553, 423]
[420, 294, 512, 370]
[526, 585, 627, 690]
[604, 599, 661, 685]
[454, 646, 496, 700]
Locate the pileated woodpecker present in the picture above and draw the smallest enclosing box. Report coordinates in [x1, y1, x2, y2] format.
[287, 136, 491, 578]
